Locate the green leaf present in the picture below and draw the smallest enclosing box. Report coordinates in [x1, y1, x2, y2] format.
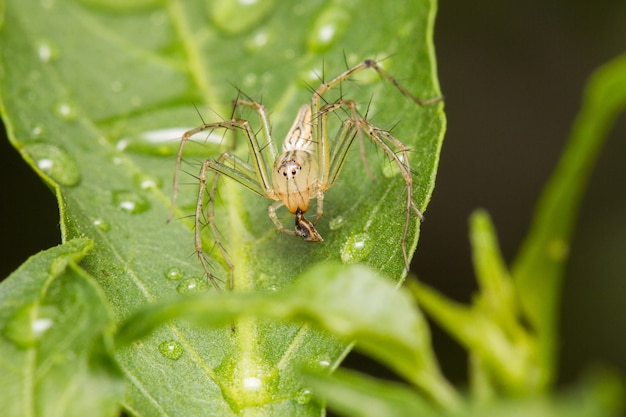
[304, 368, 439, 417]
[409, 278, 536, 396]
[0, 238, 124, 417]
[304, 366, 624, 417]
[511, 54, 626, 386]
[469, 210, 517, 321]
[0, 0, 444, 414]
[118, 262, 461, 410]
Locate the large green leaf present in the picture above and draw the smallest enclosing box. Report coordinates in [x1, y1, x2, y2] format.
[0, 238, 123, 417]
[117, 263, 459, 410]
[0, 0, 444, 414]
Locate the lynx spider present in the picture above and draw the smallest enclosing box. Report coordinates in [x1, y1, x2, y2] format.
[170, 59, 440, 290]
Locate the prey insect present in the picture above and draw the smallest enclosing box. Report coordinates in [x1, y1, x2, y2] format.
[169, 59, 440, 290]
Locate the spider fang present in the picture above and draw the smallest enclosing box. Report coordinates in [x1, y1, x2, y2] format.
[295, 208, 323, 242]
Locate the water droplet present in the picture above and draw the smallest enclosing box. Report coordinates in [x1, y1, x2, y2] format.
[243, 376, 262, 391]
[176, 277, 209, 295]
[245, 30, 270, 52]
[158, 340, 184, 360]
[3, 302, 56, 348]
[341, 232, 374, 264]
[382, 148, 406, 178]
[110, 80, 124, 93]
[117, 128, 212, 157]
[318, 358, 332, 369]
[112, 190, 150, 214]
[31, 125, 44, 137]
[382, 161, 402, 178]
[36, 40, 59, 63]
[93, 218, 110, 232]
[329, 215, 345, 230]
[133, 172, 161, 190]
[298, 66, 323, 87]
[210, 0, 277, 35]
[295, 388, 312, 404]
[243, 72, 258, 88]
[164, 267, 184, 281]
[307, 6, 352, 52]
[54, 99, 78, 121]
[23, 142, 81, 186]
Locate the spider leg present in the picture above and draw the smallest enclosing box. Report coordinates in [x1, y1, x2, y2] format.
[358, 117, 424, 271]
[310, 58, 441, 188]
[313, 186, 325, 224]
[232, 99, 279, 163]
[195, 160, 223, 291]
[268, 200, 298, 237]
[321, 99, 423, 271]
[171, 114, 275, 290]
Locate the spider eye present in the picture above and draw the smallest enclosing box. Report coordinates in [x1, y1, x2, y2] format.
[277, 160, 302, 180]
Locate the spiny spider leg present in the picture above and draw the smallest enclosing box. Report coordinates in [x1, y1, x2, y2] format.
[317, 98, 423, 270]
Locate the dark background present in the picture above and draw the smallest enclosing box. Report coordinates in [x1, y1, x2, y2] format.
[2, 0, 625, 392]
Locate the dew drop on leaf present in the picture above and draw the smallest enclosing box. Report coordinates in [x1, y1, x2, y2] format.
[53, 99, 78, 121]
[164, 267, 184, 281]
[210, 0, 277, 35]
[306, 5, 351, 52]
[110, 80, 124, 93]
[3, 302, 56, 348]
[176, 277, 209, 295]
[317, 357, 332, 369]
[117, 127, 206, 157]
[382, 150, 405, 178]
[340, 232, 374, 264]
[36, 40, 59, 63]
[245, 30, 270, 53]
[112, 190, 150, 214]
[329, 215, 345, 230]
[158, 340, 184, 361]
[31, 125, 44, 137]
[23, 142, 81, 186]
[93, 218, 111, 232]
[242, 376, 262, 392]
[133, 172, 161, 190]
[295, 388, 312, 405]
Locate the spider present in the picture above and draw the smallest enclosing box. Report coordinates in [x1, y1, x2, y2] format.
[169, 59, 440, 290]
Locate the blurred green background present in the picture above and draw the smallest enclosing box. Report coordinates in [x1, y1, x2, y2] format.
[1, 0, 624, 390]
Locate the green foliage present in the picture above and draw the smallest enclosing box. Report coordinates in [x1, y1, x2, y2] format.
[0, 238, 124, 417]
[0, 0, 444, 415]
[1, 0, 624, 415]
[411, 53, 626, 413]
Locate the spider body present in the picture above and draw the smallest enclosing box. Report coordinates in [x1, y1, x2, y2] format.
[170, 59, 440, 290]
[270, 104, 321, 229]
